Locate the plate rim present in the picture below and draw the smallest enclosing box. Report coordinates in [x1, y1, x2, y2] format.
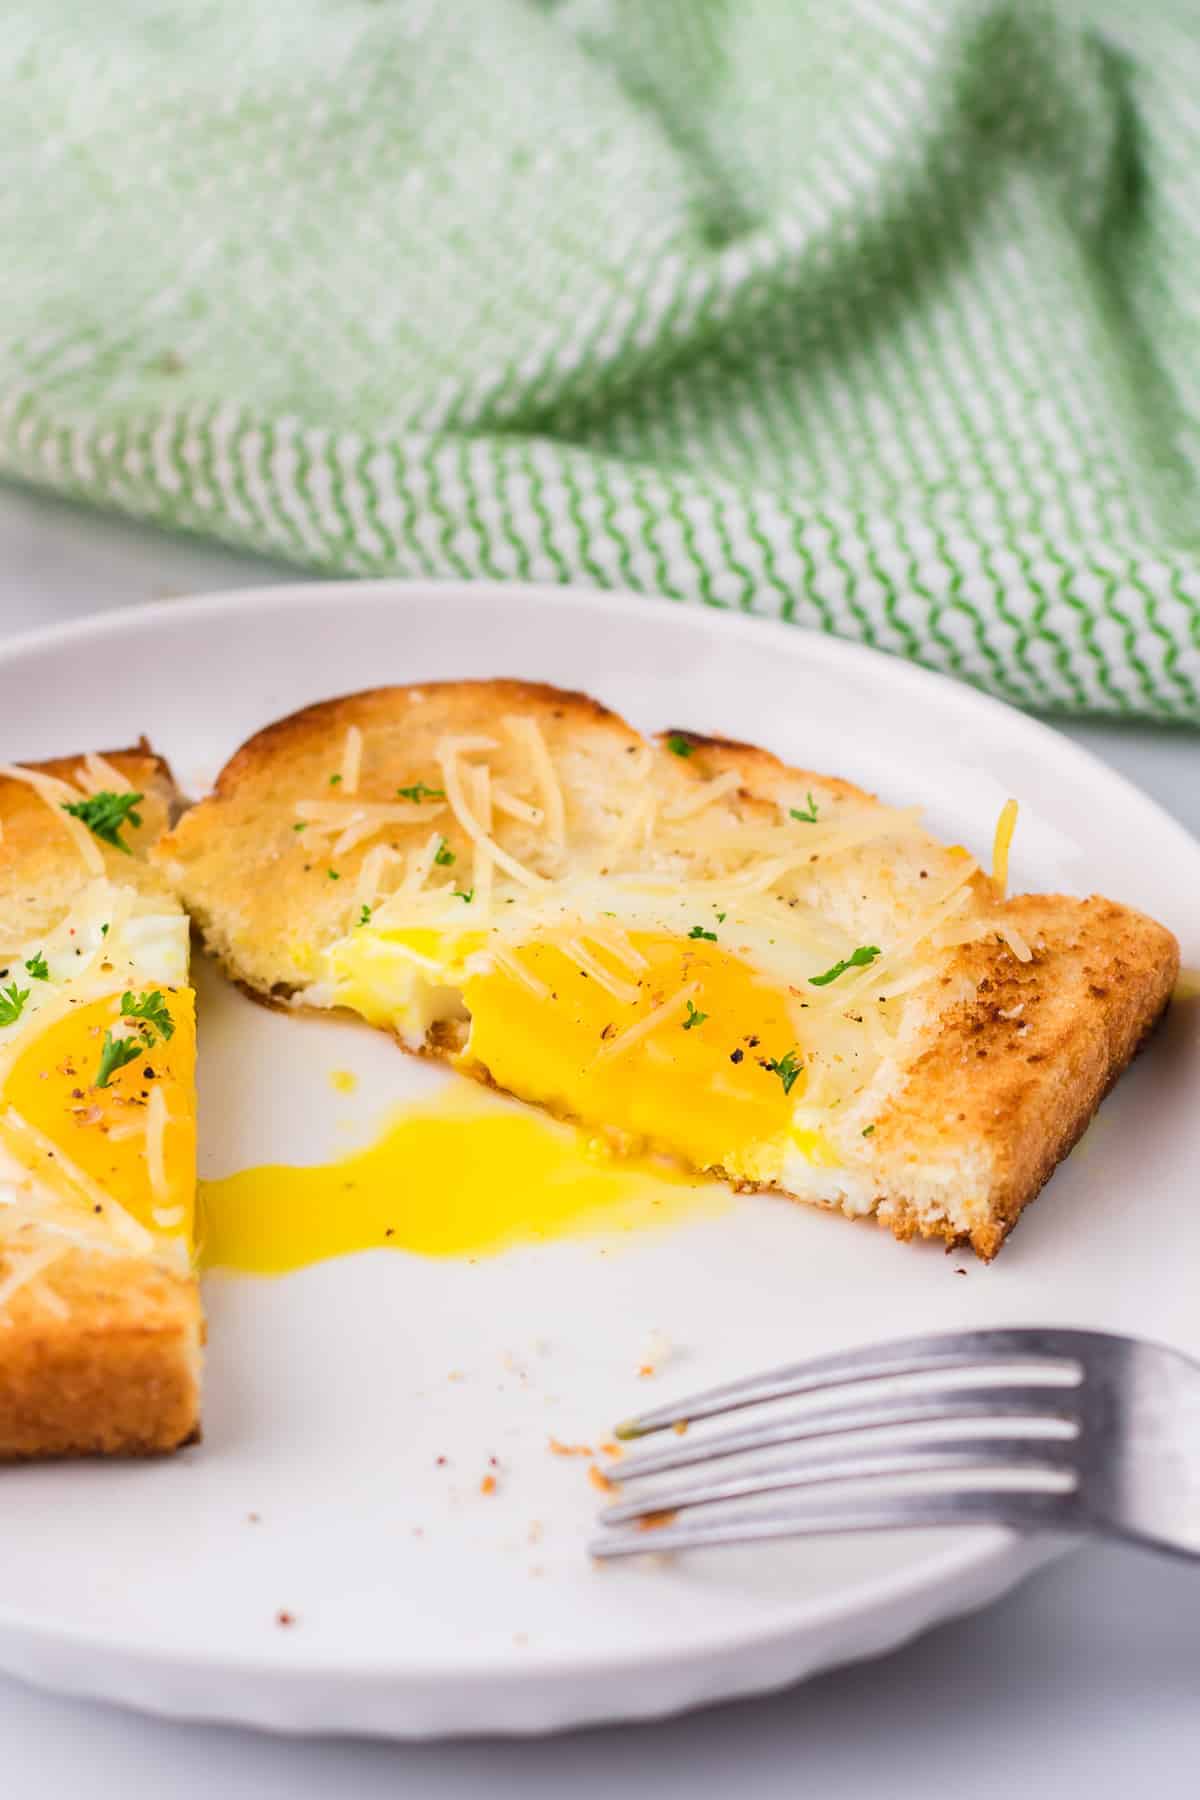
[3, 575, 1195, 865]
[0, 575, 1190, 1732]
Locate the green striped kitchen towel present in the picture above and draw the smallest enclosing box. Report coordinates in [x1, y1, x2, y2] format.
[3, 0, 1200, 720]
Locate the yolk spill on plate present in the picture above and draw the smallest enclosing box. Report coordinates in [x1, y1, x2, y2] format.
[197, 1090, 726, 1274]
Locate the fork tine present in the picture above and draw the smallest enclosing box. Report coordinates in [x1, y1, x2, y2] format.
[615, 1328, 1088, 1441]
[589, 1486, 1079, 1559]
[605, 1383, 1080, 1485]
[599, 1435, 1078, 1526]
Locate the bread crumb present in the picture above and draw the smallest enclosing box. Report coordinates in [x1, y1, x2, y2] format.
[638, 1327, 673, 1378]
[637, 1509, 677, 1532]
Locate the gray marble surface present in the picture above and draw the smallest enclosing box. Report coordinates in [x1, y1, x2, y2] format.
[1, 480, 1197, 1797]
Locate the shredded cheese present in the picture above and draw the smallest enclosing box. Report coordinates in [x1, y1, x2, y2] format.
[503, 715, 566, 848]
[664, 769, 743, 822]
[469, 762, 495, 924]
[597, 789, 657, 869]
[354, 844, 403, 914]
[561, 937, 642, 1005]
[76, 752, 133, 794]
[998, 922, 1033, 963]
[145, 1086, 169, 1202]
[0, 763, 105, 875]
[489, 942, 550, 999]
[587, 925, 649, 973]
[331, 810, 369, 856]
[491, 786, 544, 827]
[0, 1107, 152, 1255]
[436, 744, 548, 890]
[402, 830, 444, 896]
[297, 799, 444, 828]
[991, 798, 1019, 900]
[596, 982, 700, 1062]
[436, 735, 500, 756]
[28, 1275, 69, 1319]
[339, 725, 364, 797]
[0, 1241, 69, 1317]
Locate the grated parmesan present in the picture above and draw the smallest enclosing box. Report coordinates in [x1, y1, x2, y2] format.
[664, 769, 743, 822]
[492, 786, 544, 827]
[145, 1086, 169, 1202]
[490, 942, 550, 999]
[991, 798, 1019, 900]
[0, 762, 105, 875]
[76, 751, 133, 795]
[339, 724, 364, 796]
[596, 982, 700, 1062]
[503, 716, 566, 848]
[561, 937, 641, 1005]
[436, 743, 548, 890]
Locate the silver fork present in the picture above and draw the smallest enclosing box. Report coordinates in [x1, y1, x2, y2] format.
[590, 1328, 1200, 1561]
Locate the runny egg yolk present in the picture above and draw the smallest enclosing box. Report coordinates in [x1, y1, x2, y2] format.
[198, 1091, 722, 1274]
[1, 990, 196, 1240]
[461, 932, 828, 1180]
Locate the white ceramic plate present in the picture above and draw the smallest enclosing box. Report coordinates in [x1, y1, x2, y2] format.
[0, 581, 1196, 1739]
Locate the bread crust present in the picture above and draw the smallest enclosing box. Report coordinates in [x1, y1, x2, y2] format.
[0, 1255, 201, 1460]
[875, 893, 1179, 1257]
[159, 680, 1181, 1259]
[0, 741, 178, 952]
[0, 744, 201, 1458]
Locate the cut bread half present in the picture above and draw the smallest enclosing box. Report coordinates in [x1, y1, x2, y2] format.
[156, 681, 1178, 1260]
[0, 745, 200, 1457]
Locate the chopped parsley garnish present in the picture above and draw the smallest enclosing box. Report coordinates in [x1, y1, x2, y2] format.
[0, 982, 30, 1027]
[764, 1048, 803, 1095]
[688, 925, 717, 941]
[96, 990, 174, 1087]
[665, 733, 693, 758]
[682, 999, 708, 1031]
[292, 821, 307, 833]
[790, 793, 819, 823]
[329, 773, 342, 786]
[808, 945, 881, 987]
[715, 911, 726, 923]
[100, 923, 109, 937]
[61, 789, 144, 854]
[433, 838, 456, 867]
[358, 904, 373, 926]
[453, 887, 474, 904]
[95, 1033, 143, 1087]
[120, 989, 175, 1041]
[396, 782, 445, 803]
[24, 953, 49, 981]
[862, 1124, 876, 1137]
[327, 868, 341, 881]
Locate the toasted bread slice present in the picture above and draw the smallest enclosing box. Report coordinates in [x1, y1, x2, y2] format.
[0, 746, 201, 1458]
[157, 682, 1178, 1259]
